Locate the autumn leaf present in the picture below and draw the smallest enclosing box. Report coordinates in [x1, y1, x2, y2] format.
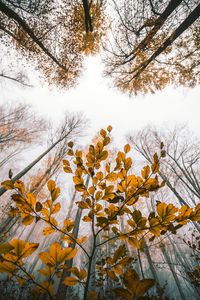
[107, 125, 112, 132]
[43, 227, 55, 236]
[114, 288, 131, 300]
[51, 203, 61, 214]
[124, 144, 131, 153]
[22, 215, 35, 226]
[35, 201, 43, 212]
[1, 180, 14, 190]
[39, 243, 77, 267]
[135, 279, 155, 297]
[63, 276, 78, 286]
[106, 172, 118, 182]
[113, 244, 126, 263]
[9, 239, 38, 259]
[0, 243, 14, 254]
[26, 193, 36, 208]
[141, 165, 150, 179]
[47, 180, 56, 192]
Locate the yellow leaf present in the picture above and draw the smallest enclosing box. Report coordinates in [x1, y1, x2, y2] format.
[47, 180, 56, 192]
[63, 166, 72, 173]
[141, 165, 150, 179]
[151, 162, 160, 174]
[51, 203, 61, 214]
[135, 279, 155, 297]
[43, 227, 55, 235]
[67, 149, 74, 156]
[76, 236, 87, 244]
[26, 193, 36, 207]
[124, 144, 131, 153]
[88, 186, 95, 194]
[128, 237, 141, 249]
[73, 176, 83, 185]
[0, 243, 14, 254]
[113, 245, 126, 263]
[100, 129, 107, 138]
[51, 187, 60, 201]
[79, 268, 87, 280]
[153, 153, 159, 163]
[77, 201, 89, 209]
[68, 267, 80, 278]
[22, 215, 35, 226]
[61, 248, 77, 261]
[9, 239, 26, 257]
[9, 240, 38, 259]
[106, 172, 118, 182]
[63, 219, 74, 232]
[49, 242, 62, 262]
[39, 252, 54, 266]
[1, 180, 14, 190]
[95, 191, 102, 200]
[98, 150, 108, 161]
[22, 242, 39, 258]
[75, 184, 86, 192]
[63, 276, 78, 286]
[107, 270, 118, 281]
[14, 180, 25, 193]
[39, 266, 54, 277]
[82, 216, 92, 222]
[103, 136, 110, 146]
[157, 203, 167, 218]
[96, 172, 103, 180]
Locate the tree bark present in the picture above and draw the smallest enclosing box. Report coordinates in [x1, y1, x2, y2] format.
[82, 0, 93, 32]
[160, 242, 187, 300]
[133, 3, 200, 80]
[56, 175, 90, 300]
[126, 0, 183, 62]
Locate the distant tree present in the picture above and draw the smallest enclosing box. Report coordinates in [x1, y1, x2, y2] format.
[0, 102, 46, 170]
[0, 0, 107, 87]
[104, 0, 200, 94]
[0, 112, 86, 247]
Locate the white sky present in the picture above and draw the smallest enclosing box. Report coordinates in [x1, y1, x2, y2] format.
[1, 55, 200, 148]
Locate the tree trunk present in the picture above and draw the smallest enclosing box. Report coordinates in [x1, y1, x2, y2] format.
[82, 0, 93, 32]
[0, 1, 69, 72]
[133, 3, 200, 80]
[160, 242, 187, 300]
[127, 0, 183, 62]
[0, 128, 73, 197]
[56, 175, 90, 300]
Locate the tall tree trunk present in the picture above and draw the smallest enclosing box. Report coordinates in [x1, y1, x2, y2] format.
[133, 3, 200, 80]
[144, 241, 159, 283]
[0, 128, 74, 197]
[126, 0, 183, 62]
[160, 242, 187, 300]
[0, 0, 69, 72]
[82, 0, 93, 32]
[168, 235, 200, 299]
[56, 175, 90, 300]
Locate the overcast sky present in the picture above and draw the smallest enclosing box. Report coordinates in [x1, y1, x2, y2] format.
[2, 55, 200, 148]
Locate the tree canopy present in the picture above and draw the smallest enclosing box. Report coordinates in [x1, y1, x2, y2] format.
[1, 0, 200, 93]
